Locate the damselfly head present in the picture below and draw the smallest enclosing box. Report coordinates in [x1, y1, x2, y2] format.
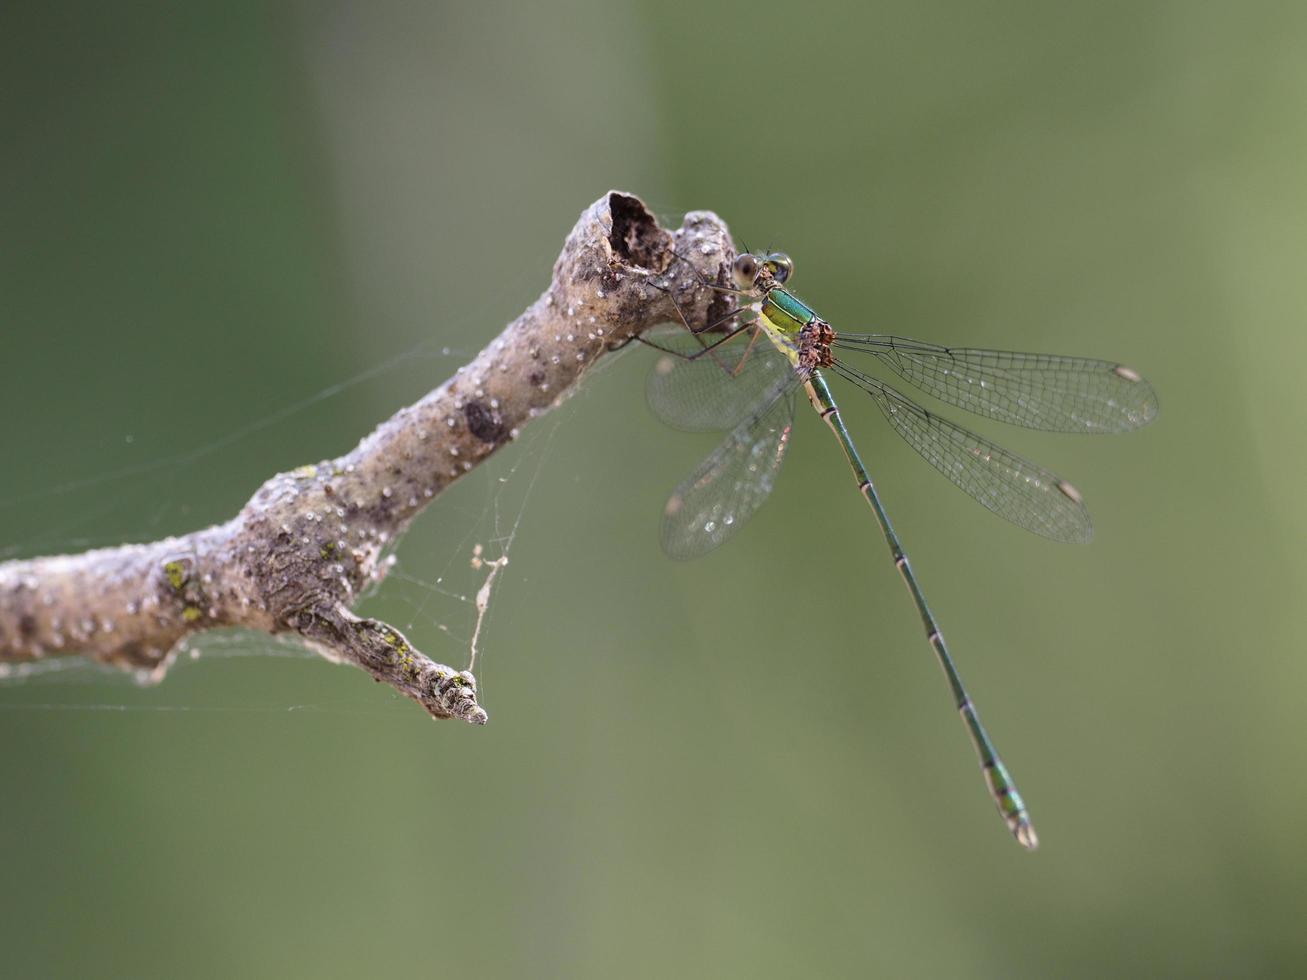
[732, 250, 794, 289]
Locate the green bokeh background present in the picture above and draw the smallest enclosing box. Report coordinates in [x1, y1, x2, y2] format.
[3, 2, 1305, 977]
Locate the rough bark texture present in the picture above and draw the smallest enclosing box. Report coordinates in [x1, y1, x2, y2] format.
[0, 192, 736, 723]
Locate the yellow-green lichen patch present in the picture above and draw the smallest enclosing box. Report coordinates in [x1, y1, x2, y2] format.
[163, 560, 189, 591]
[291, 464, 319, 480]
[162, 557, 205, 625]
[376, 626, 420, 677]
[378, 626, 408, 654]
[350, 621, 426, 679]
[320, 541, 338, 559]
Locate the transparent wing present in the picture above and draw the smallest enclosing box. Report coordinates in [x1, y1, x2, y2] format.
[660, 385, 798, 560]
[646, 322, 794, 432]
[834, 363, 1093, 544]
[832, 334, 1158, 433]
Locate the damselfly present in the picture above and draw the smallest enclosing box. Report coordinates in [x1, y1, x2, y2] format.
[645, 250, 1158, 849]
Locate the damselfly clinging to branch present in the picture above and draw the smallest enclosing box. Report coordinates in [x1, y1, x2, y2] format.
[644, 249, 1158, 849]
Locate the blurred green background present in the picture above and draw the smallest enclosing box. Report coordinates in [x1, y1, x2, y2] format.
[3, 1, 1305, 977]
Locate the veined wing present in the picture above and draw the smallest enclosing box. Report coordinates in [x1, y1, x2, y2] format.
[646, 322, 794, 432]
[832, 334, 1158, 433]
[833, 363, 1093, 544]
[660, 385, 798, 560]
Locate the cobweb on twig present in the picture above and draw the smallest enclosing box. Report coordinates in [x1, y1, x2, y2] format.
[0, 316, 580, 714]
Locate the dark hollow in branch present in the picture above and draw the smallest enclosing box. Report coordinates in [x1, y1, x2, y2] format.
[0, 192, 736, 723]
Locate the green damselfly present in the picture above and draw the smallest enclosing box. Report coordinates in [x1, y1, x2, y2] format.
[645, 250, 1158, 849]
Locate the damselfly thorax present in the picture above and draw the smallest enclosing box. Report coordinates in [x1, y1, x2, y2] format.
[750, 271, 837, 373]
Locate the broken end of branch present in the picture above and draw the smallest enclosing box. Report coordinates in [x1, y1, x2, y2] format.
[298, 604, 487, 725]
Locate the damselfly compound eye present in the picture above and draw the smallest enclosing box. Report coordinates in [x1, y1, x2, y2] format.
[766, 252, 794, 284]
[732, 253, 759, 289]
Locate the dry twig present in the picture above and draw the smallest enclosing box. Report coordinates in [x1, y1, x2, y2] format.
[0, 192, 735, 723]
